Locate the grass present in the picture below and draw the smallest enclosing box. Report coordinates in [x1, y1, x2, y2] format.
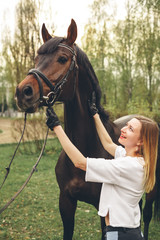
[0, 129, 3, 134]
[0, 139, 160, 240]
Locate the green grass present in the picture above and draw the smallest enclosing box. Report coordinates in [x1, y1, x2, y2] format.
[0, 129, 3, 134]
[0, 139, 160, 240]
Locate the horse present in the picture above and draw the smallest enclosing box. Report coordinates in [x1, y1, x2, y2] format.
[15, 19, 160, 240]
[15, 19, 120, 239]
[114, 115, 160, 240]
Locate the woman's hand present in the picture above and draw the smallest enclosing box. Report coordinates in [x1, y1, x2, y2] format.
[88, 91, 98, 116]
[46, 107, 61, 130]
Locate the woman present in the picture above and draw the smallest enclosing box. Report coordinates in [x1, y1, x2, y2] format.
[46, 95, 159, 240]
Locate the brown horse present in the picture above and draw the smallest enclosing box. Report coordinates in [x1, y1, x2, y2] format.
[15, 19, 160, 240]
[15, 19, 120, 239]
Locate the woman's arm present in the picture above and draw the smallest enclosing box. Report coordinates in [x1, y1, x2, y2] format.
[88, 92, 117, 157]
[93, 114, 117, 157]
[46, 107, 87, 171]
[54, 125, 87, 171]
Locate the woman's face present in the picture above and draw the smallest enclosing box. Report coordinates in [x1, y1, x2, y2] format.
[118, 118, 142, 149]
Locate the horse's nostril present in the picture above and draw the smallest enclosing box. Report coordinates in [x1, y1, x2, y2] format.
[23, 86, 33, 97]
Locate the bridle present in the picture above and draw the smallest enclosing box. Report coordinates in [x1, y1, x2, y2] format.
[28, 43, 78, 106]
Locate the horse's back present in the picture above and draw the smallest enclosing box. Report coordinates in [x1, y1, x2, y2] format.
[114, 114, 137, 130]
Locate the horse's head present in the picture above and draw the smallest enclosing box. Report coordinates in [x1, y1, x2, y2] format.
[15, 19, 78, 113]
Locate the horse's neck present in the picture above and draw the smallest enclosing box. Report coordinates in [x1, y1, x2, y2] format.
[63, 68, 104, 155]
[64, 96, 89, 133]
[64, 95, 96, 146]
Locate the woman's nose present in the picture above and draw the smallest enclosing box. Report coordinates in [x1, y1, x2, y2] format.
[121, 125, 127, 132]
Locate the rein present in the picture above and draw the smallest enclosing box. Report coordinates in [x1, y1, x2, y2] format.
[0, 112, 27, 190]
[0, 127, 49, 214]
[0, 43, 77, 214]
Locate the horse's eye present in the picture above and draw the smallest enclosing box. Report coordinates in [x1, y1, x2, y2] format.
[58, 56, 68, 64]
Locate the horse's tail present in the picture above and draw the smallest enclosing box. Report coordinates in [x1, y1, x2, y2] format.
[154, 128, 160, 220]
[154, 177, 160, 220]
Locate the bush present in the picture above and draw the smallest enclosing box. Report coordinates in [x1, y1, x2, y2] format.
[11, 104, 64, 153]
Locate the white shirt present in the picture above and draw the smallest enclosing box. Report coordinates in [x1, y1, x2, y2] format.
[85, 146, 145, 228]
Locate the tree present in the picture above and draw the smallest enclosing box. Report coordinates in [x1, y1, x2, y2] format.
[82, 0, 160, 120]
[1, 0, 42, 108]
[135, 1, 160, 111]
[138, 0, 160, 10]
[82, 0, 113, 105]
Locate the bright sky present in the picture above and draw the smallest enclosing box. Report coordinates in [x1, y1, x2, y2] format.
[0, 0, 126, 46]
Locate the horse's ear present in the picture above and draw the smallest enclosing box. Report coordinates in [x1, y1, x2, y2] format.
[42, 23, 52, 43]
[66, 19, 77, 45]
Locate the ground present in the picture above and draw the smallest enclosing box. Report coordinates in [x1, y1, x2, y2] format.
[0, 118, 16, 144]
[0, 117, 53, 144]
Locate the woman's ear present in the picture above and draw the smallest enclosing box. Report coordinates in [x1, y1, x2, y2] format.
[136, 141, 143, 156]
[137, 140, 143, 146]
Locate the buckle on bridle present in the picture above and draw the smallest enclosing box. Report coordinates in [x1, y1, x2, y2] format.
[45, 91, 57, 105]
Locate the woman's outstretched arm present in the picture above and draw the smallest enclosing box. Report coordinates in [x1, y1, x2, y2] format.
[93, 113, 117, 157]
[88, 92, 117, 157]
[46, 107, 87, 171]
[54, 125, 87, 171]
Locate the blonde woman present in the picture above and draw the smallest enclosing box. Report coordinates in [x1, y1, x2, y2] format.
[46, 95, 159, 240]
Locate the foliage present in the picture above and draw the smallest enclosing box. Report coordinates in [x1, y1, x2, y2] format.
[138, 0, 160, 10]
[11, 104, 64, 153]
[0, 95, 7, 112]
[1, 0, 42, 110]
[1, 0, 160, 120]
[0, 140, 160, 239]
[82, 0, 160, 120]
[11, 113, 47, 153]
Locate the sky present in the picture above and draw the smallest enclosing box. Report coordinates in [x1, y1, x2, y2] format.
[0, 0, 126, 46]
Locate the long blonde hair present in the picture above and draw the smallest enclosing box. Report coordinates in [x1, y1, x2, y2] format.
[135, 116, 159, 193]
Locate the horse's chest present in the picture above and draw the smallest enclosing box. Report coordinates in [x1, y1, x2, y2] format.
[65, 177, 86, 197]
[64, 177, 101, 204]
[55, 152, 101, 203]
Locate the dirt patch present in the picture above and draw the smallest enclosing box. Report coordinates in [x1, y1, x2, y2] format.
[0, 118, 54, 145]
[0, 118, 17, 144]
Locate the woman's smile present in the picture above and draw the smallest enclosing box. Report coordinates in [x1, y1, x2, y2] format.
[119, 134, 126, 139]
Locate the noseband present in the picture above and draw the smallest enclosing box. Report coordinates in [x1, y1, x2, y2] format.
[28, 43, 78, 106]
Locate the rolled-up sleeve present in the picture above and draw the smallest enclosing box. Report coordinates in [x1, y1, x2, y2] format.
[115, 146, 126, 158]
[85, 157, 121, 185]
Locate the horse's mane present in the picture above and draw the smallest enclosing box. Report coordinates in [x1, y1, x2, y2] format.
[37, 37, 109, 121]
[38, 37, 64, 54]
[75, 44, 109, 121]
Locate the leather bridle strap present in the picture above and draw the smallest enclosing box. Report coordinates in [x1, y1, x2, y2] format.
[28, 69, 56, 92]
[28, 71, 44, 102]
[27, 69, 55, 103]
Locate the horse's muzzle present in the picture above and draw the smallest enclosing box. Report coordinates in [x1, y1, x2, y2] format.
[15, 85, 39, 113]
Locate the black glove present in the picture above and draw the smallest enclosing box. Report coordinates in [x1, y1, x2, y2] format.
[88, 91, 98, 116]
[46, 107, 61, 130]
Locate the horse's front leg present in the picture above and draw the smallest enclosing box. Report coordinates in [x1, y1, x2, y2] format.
[59, 191, 77, 240]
